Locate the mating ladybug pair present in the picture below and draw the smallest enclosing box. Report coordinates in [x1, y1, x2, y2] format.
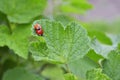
[34, 24, 43, 36]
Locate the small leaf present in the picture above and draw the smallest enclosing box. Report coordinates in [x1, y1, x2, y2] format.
[87, 49, 104, 63]
[64, 73, 78, 80]
[61, 0, 92, 14]
[86, 68, 111, 80]
[102, 50, 120, 80]
[32, 20, 90, 63]
[0, 0, 47, 23]
[3, 67, 43, 80]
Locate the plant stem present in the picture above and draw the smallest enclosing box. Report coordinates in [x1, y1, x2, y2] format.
[5, 15, 12, 34]
[37, 63, 49, 74]
[65, 64, 71, 73]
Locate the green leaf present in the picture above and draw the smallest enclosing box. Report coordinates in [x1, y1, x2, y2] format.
[86, 68, 111, 80]
[32, 20, 90, 63]
[0, 0, 47, 23]
[70, 0, 92, 9]
[90, 39, 114, 58]
[83, 20, 120, 34]
[61, 0, 92, 14]
[3, 67, 43, 80]
[64, 73, 78, 80]
[82, 22, 112, 45]
[87, 49, 104, 63]
[102, 50, 120, 80]
[41, 65, 64, 80]
[68, 56, 99, 80]
[29, 39, 67, 64]
[0, 24, 31, 59]
[88, 31, 112, 45]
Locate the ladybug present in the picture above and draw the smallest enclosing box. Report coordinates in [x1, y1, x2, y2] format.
[34, 23, 43, 36]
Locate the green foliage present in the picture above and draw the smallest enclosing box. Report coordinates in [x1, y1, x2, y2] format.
[87, 50, 104, 63]
[88, 31, 112, 45]
[0, 0, 120, 80]
[3, 67, 43, 80]
[0, 11, 7, 25]
[0, 24, 31, 59]
[64, 73, 78, 80]
[90, 39, 114, 58]
[102, 50, 120, 80]
[61, 0, 92, 14]
[86, 69, 111, 80]
[31, 19, 90, 63]
[0, 0, 47, 23]
[68, 56, 99, 80]
[29, 39, 48, 61]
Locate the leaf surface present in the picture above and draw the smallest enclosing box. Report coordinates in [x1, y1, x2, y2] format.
[31, 20, 90, 63]
[102, 50, 120, 80]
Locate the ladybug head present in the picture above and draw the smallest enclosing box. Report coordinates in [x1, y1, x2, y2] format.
[34, 24, 42, 30]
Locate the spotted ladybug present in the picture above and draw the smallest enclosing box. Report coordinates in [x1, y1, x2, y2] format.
[34, 23, 43, 36]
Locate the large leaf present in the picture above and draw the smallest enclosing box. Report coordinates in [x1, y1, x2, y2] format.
[0, 0, 47, 23]
[32, 20, 90, 63]
[102, 50, 120, 80]
[0, 24, 31, 59]
[3, 67, 43, 80]
[68, 56, 98, 80]
[86, 68, 111, 80]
